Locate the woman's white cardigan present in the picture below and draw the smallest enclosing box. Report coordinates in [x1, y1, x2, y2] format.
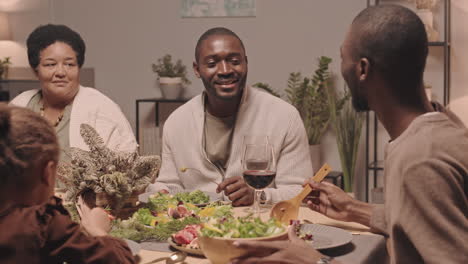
[10, 86, 138, 153]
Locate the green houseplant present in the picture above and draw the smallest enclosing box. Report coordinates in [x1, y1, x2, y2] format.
[0, 57, 12, 80]
[286, 57, 331, 172]
[152, 54, 190, 99]
[328, 86, 364, 192]
[253, 56, 336, 172]
[285, 56, 332, 146]
[252, 57, 334, 140]
[252, 82, 281, 98]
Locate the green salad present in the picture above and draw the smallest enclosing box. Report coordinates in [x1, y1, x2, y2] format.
[174, 190, 210, 204]
[201, 215, 286, 239]
[110, 211, 200, 242]
[110, 191, 230, 242]
[147, 190, 210, 212]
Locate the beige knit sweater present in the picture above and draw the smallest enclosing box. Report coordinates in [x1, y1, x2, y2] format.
[370, 113, 468, 264]
[147, 86, 313, 203]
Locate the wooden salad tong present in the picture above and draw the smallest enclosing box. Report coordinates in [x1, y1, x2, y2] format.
[270, 163, 331, 224]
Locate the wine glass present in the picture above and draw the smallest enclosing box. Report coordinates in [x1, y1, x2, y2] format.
[242, 135, 276, 215]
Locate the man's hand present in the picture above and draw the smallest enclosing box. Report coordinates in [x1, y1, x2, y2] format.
[217, 176, 254, 206]
[230, 223, 327, 264]
[305, 181, 356, 222]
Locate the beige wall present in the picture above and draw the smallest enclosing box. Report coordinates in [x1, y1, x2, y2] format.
[1, 0, 466, 200]
[451, 0, 468, 100]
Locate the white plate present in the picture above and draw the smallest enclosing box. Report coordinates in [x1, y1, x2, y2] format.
[167, 237, 205, 256]
[299, 224, 352, 250]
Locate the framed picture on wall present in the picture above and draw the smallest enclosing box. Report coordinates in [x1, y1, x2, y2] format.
[181, 0, 256, 17]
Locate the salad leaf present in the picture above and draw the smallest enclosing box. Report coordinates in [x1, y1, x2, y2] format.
[146, 190, 209, 213]
[174, 190, 210, 204]
[111, 215, 200, 242]
[147, 192, 178, 212]
[199, 203, 233, 218]
[134, 208, 155, 226]
[201, 215, 285, 239]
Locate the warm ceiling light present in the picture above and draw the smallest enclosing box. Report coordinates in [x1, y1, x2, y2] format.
[0, 12, 12, 40]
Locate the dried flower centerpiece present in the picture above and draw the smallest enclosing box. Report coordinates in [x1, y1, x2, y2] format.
[58, 124, 161, 217]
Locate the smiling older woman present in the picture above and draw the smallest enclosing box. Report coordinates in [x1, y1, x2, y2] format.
[10, 24, 137, 167]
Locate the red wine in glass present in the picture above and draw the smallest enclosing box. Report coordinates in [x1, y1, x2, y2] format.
[243, 170, 276, 189]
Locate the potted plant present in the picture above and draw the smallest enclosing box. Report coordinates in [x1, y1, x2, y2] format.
[0, 57, 11, 80]
[328, 86, 364, 193]
[152, 54, 190, 99]
[251, 57, 341, 173]
[252, 82, 281, 98]
[285, 56, 334, 173]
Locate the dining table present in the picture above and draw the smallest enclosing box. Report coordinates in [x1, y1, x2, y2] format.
[135, 204, 389, 264]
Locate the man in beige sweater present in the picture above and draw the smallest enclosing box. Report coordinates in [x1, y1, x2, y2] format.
[147, 27, 313, 206]
[231, 5, 467, 264]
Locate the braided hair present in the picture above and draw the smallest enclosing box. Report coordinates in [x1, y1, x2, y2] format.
[0, 104, 59, 188]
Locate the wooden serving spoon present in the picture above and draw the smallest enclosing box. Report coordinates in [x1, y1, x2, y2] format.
[270, 163, 332, 224]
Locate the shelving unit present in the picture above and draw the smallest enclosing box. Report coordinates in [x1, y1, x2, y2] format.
[0, 79, 39, 101]
[364, 0, 451, 202]
[0, 67, 95, 102]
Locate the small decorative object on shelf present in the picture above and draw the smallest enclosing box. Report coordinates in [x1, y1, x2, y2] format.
[0, 57, 11, 80]
[410, 0, 440, 41]
[414, 0, 438, 9]
[57, 124, 161, 218]
[152, 54, 190, 99]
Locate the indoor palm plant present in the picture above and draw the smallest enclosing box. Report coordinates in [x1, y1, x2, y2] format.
[328, 86, 364, 193]
[252, 56, 336, 172]
[152, 54, 190, 99]
[285, 56, 333, 172]
[285, 56, 332, 145]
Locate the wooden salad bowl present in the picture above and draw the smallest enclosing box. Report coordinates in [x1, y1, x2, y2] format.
[198, 230, 288, 264]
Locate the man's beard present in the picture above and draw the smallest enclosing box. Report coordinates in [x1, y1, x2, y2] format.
[351, 91, 370, 112]
[347, 80, 370, 112]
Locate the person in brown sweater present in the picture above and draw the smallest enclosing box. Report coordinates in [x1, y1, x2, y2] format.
[230, 5, 467, 264]
[0, 104, 136, 264]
